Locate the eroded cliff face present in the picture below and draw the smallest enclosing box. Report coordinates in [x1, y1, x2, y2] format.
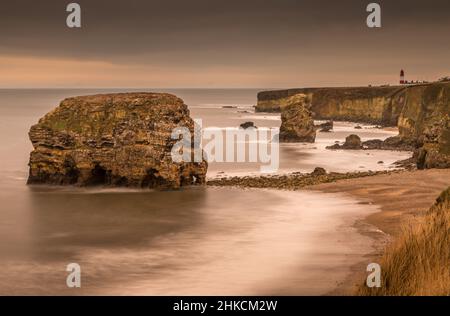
[28, 93, 207, 189]
[397, 83, 450, 169]
[259, 82, 450, 169]
[279, 94, 316, 143]
[257, 86, 405, 126]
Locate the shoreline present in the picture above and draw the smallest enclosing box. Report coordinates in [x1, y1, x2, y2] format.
[305, 169, 450, 295]
[208, 168, 450, 295]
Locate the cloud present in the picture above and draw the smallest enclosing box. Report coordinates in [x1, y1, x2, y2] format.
[0, 0, 449, 87]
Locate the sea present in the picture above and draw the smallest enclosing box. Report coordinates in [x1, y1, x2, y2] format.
[0, 89, 411, 295]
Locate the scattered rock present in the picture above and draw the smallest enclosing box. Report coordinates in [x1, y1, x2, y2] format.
[355, 125, 363, 129]
[222, 105, 237, 109]
[327, 134, 362, 150]
[377, 161, 384, 164]
[329, 135, 415, 152]
[362, 139, 384, 149]
[316, 120, 333, 132]
[27, 93, 208, 189]
[393, 157, 417, 170]
[362, 136, 415, 151]
[326, 143, 341, 150]
[207, 169, 397, 190]
[311, 167, 327, 176]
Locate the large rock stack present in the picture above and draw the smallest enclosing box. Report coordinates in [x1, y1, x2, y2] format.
[27, 93, 207, 189]
[279, 94, 316, 143]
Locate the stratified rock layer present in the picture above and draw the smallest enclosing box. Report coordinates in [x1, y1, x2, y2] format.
[279, 94, 316, 143]
[259, 82, 450, 169]
[257, 86, 405, 125]
[28, 93, 207, 189]
[397, 83, 450, 169]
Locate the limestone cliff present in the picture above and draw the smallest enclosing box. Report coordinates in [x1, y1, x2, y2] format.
[279, 94, 316, 143]
[397, 83, 450, 168]
[259, 82, 450, 169]
[257, 86, 405, 126]
[28, 93, 207, 189]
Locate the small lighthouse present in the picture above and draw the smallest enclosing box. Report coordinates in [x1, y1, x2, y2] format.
[400, 69, 405, 84]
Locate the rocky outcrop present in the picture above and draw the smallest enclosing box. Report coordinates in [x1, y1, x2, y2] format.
[327, 135, 415, 151]
[259, 82, 450, 169]
[362, 136, 415, 151]
[207, 169, 395, 190]
[28, 93, 207, 189]
[257, 86, 405, 126]
[279, 94, 316, 143]
[397, 83, 450, 169]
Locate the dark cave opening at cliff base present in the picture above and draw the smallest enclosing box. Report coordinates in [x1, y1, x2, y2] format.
[87, 164, 108, 186]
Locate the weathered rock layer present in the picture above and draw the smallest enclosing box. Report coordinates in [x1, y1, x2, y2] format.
[259, 82, 450, 169]
[257, 86, 405, 125]
[397, 83, 450, 169]
[279, 94, 316, 143]
[28, 93, 207, 189]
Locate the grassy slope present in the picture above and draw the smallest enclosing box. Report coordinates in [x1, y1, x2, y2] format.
[358, 187, 450, 296]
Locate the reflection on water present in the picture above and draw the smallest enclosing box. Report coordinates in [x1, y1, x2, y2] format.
[0, 89, 406, 295]
[0, 183, 377, 295]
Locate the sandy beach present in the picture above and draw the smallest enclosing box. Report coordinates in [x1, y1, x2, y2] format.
[307, 169, 450, 294]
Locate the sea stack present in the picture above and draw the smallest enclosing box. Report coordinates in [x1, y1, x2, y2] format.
[27, 93, 207, 189]
[279, 94, 316, 143]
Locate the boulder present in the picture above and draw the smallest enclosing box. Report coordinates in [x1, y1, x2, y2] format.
[279, 94, 316, 143]
[239, 121, 257, 129]
[316, 120, 333, 132]
[27, 93, 208, 189]
[326, 134, 362, 150]
[342, 134, 362, 149]
[311, 167, 327, 176]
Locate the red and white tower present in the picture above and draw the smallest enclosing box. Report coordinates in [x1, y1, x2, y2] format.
[400, 69, 405, 84]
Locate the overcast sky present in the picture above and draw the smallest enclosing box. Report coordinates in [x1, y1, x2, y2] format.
[1, 0, 449, 88]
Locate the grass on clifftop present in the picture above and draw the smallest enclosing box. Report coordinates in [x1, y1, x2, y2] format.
[359, 187, 450, 296]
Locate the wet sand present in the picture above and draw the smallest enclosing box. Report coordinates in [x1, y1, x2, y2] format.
[306, 169, 450, 294]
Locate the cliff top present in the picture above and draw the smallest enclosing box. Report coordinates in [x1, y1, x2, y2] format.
[35, 92, 191, 138]
[257, 82, 450, 101]
[59, 92, 184, 107]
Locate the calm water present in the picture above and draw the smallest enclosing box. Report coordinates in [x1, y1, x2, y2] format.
[0, 89, 409, 295]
